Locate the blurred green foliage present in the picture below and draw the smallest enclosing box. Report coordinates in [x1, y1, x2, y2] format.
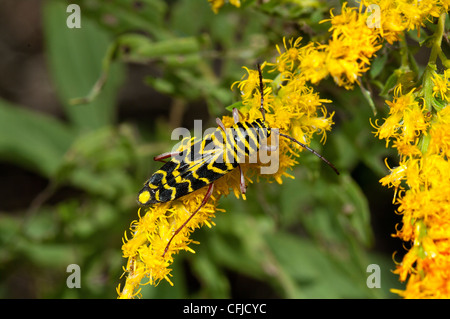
[0, 0, 405, 298]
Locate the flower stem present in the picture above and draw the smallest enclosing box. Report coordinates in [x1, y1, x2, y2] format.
[429, 13, 446, 65]
[423, 13, 447, 112]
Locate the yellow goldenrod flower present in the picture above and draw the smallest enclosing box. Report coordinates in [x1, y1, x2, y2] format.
[429, 122, 450, 158]
[231, 66, 270, 102]
[319, 3, 381, 89]
[209, 0, 449, 90]
[401, 104, 428, 142]
[273, 37, 304, 74]
[386, 85, 417, 115]
[432, 69, 450, 102]
[392, 137, 422, 158]
[376, 68, 450, 297]
[379, 159, 407, 189]
[299, 45, 329, 84]
[373, 85, 428, 150]
[360, 0, 446, 42]
[314, 0, 449, 90]
[396, 0, 441, 31]
[370, 6, 450, 298]
[270, 3, 384, 90]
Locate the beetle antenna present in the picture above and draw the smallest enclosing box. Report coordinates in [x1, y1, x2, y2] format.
[279, 132, 340, 175]
[257, 63, 266, 123]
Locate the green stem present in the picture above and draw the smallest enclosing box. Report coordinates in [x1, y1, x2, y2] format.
[399, 33, 409, 69]
[429, 12, 446, 65]
[438, 51, 450, 68]
[423, 12, 447, 112]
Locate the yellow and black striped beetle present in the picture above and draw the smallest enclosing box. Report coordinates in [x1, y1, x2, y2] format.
[138, 64, 339, 256]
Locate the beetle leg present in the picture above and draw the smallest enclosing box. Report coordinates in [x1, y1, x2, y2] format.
[216, 117, 226, 133]
[238, 164, 247, 194]
[260, 144, 278, 152]
[232, 108, 240, 124]
[232, 107, 246, 123]
[163, 183, 214, 257]
[154, 151, 179, 162]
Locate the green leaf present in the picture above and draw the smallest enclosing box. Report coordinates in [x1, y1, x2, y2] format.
[55, 126, 137, 198]
[0, 99, 73, 177]
[23, 209, 58, 241]
[17, 241, 76, 268]
[191, 253, 230, 298]
[0, 215, 21, 243]
[77, 0, 169, 39]
[266, 232, 373, 298]
[334, 174, 374, 246]
[380, 71, 399, 97]
[370, 53, 388, 79]
[115, 34, 202, 62]
[72, 33, 203, 105]
[43, 0, 124, 131]
[225, 101, 244, 112]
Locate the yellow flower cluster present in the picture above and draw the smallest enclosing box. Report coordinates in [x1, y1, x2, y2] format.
[432, 69, 450, 103]
[366, 1, 450, 297]
[267, 4, 382, 90]
[269, 1, 448, 90]
[300, 0, 449, 298]
[117, 46, 334, 298]
[360, 0, 448, 43]
[267, 0, 450, 298]
[314, 3, 382, 89]
[375, 76, 450, 298]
